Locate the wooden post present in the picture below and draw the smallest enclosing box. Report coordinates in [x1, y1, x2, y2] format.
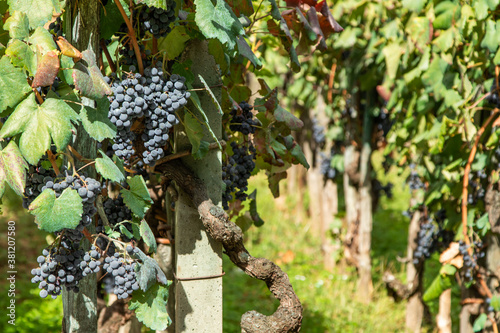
[62, 1, 100, 332]
[173, 39, 223, 332]
[436, 289, 452, 333]
[406, 208, 424, 332]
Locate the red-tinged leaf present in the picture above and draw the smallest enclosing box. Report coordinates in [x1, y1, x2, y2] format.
[72, 50, 112, 99]
[307, 7, 327, 50]
[0, 141, 28, 198]
[274, 105, 304, 130]
[284, 0, 300, 7]
[32, 50, 60, 88]
[376, 85, 391, 102]
[267, 19, 280, 37]
[226, 0, 254, 16]
[316, 1, 343, 36]
[281, 10, 295, 31]
[294, 7, 317, 42]
[56, 37, 82, 61]
[302, 0, 317, 6]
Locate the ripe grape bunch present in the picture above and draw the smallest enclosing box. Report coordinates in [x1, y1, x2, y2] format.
[106, 65, 190, 166]
[141, 2, 177, 39]
[222, 142, 256, 209]
[468, 169, 487, 205]
[459, 240, 485, 281]
[31, 240, 99, 299]
[48, 17, 63, 37]
[102, 246, 140, 299]
[100, 196, 133, 241]
[229, 102, 259, 135]
[413, 222, 438, 264]
[320, 148, 337, 181]
[311, 118, 326, 146]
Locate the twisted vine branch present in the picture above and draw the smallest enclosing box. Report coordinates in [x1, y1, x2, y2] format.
[157, 160, 303, 332]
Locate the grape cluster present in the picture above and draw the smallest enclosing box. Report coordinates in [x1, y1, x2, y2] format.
[413, 211, 454, 264]
[40, 171, 102, 242]
[487, 83, 500, 108]
[79, 246, 102, 277]
[119, 42, 152, 69]
[23, 165, 54, 209]
[141, 2, 177, 39]
[407, 164, 425, 191]
[229, 102, 258, 135]
[319, 148, 337, 180]
[48, 17, 63, 37]
[413, 223, 437, 264]
[222, 142, 256, 209]
[468, 170, 487, 205]
[31, 238, 85, 299]
[374, 110, 393, 138]
[107, 66, 189, 166]
[100, 196, 133, 241]
[102, 251, 139, 299]
[459, 240, 485, 281]
[311, 118, 326, 146]
[373, 179, 393, 199]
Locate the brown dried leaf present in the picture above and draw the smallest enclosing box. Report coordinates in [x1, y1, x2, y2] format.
[32, 50, 60, 88]
[449, 256, 464, 269]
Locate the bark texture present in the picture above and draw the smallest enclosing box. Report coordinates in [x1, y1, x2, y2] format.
[436, 289, 452, 333]
[62, 0, 100, 331]
[406, 209, 424, 332]
[156, 160, 303, 332]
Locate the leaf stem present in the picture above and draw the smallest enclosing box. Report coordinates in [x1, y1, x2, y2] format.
[100, 39, 116, 73]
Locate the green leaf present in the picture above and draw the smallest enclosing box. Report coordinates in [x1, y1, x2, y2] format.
[481, 19, 500, 52]
[134, 0, 169, 8]
[100, 0, 126, 40]
[28, 27, 57, 54]
[120, 176, 152, 218]
[73, 50, 112, 100]
[5, 39, 36, 75]
[0, 55, 32, 112]
[194, 0, 245, 53]
[0, 141, 28, 198]
[473, 313, 488, 332]
[268, 171, 286, 198]
[158, 26, 190, 61]
[192, 140, 210, 160]
[236, 36, 262, 69]
[476, 213, 489, 229]
[80, 98, 117, 141]
[433, 2, 459, 30]
[29, 188, 83, 232]
[8, 0, 63, 29]
[184, 112, 203, 155]
[406, 17, 430, 50]
[129, 284, 172, 331]
[95, 150, 125, 183]
[248, 190, 264, 227]
[119, 224, 134, 239]
[402, 0, 427, 12]
[422, 269, 454, 302]
[189, 92, 222, 150]
[433, 28, 454, 52]
[0, 94, 79, 165]
[382, 42, 402, 79]
[198, 74, 223, 115]
[140, 219, 157, 253]
[4, 11, 30, 40]
[491, 295, 500, 311]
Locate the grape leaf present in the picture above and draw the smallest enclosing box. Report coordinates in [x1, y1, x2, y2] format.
[120, 176, 152, 218]
[28, 27, 57, 54]
[184, 112, 203, 155]
[236, 36, 262, 69]
[158, 26, 191, 61]
[194, 0, 245, 53]
[101, 0, 126, 40]
[492, 295, 500, 311]
[55, 37, 82, 61]
[7, 0, 63, 29]
[3, 11, 30, 40]
[192, 140, 210, 160]
[80, 97, 117, 141]
[473, 313, 488, 332]
[5, 39, 37, 75]
[0, 94, 80, 165]
[29, 188, 83, 232]
[133, 0, 169, 9]
[140, 219, 157, 253]
[128, 284, 172, 331]
[32, 50, 60, 87]
[73, 50, 112, 100]
[0, 55, 32, 112]
[95, 149, 125, 183]
[248, 190, 264, 227]
[0, 141, 28, 198]
[119, 224, 134, 239]
[268, 171, 287, 198]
